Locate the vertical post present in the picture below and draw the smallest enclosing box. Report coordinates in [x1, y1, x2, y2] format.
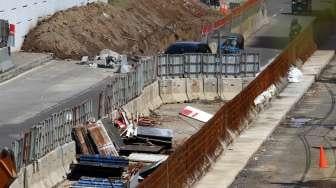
[217, 31, 221, 57]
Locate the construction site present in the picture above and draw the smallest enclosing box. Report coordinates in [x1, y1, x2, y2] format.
[0, 0, 336, 187]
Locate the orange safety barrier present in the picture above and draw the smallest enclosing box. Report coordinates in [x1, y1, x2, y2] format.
[202, 0, 263, 35]
[0, 149, 17, 188]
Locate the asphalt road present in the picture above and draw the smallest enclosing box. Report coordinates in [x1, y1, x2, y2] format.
[0, 61, 114, 147]
[230, 2, 336, 186]
[245, 0, 315, 68]
[230, 56, 336, 188]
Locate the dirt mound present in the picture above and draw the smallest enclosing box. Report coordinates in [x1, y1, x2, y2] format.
[22, 0, 221, 59]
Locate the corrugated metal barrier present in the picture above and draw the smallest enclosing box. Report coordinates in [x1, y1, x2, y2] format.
[138, 15, 317, 188]
[103, 58, 157, 116]
[157, 53, 260, 78]
[11, 100, 93, 172]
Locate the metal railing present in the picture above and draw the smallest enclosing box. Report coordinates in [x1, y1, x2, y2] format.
[157, 53, 260, 78]
[11, 100, 93, 171]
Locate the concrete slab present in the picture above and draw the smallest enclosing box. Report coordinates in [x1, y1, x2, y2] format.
[194, 50, 335, 188]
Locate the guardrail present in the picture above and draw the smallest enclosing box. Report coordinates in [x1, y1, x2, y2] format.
[157, 53, 260, 78]
[138, 13, 317, 188]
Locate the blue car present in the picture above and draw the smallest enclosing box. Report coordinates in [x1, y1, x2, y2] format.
[220, 33, 244, 54]
[164, 41, 212, 54]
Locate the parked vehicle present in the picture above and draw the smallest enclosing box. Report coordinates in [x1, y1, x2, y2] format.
[292, 0, 312, 14]
[220, 33, 244, 54]
[164, 41, 212, 54]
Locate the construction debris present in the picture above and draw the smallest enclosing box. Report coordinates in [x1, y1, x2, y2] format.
[69, 155, 128, 180]
[179, 106, 213, 122]
[136, 116, 159, 127]
[73, 120, 119, 156]
[71, 177, 126, 188]
[71, 108, 175, 185]
[128, 153, 168, 163]
[139, 159, 166, 179]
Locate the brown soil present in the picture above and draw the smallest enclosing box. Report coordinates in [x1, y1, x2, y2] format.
[22, 0, 222, 59]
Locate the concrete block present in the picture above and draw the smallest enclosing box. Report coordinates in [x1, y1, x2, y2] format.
[186, 78, 204, 101]
[133, 97, 147, 116]
[242, 77, 255, 88]
[122, 81, 162, 117]
[122, 100, 134, 118]
[139, 85, 152, 115]
[219, 77, 244, 101]
[159, 79, 175, 104]
[159, 79, 188, 104]
[150, 81, 163, 109]
[203, 77, 220, 101]
[10, 142, 76, 188]
[171, 78, 188, 103]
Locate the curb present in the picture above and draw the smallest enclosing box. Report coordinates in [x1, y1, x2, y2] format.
[0, 54, 53, 83]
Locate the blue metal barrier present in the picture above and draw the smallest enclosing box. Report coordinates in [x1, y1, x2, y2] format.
[71, 177, 125, 188]
[79, 155, 129, 168]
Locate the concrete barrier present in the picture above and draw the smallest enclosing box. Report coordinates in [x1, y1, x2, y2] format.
[186, 78, 204, 101]
[231, 1, 268, 40]
[171, 78, 188, 103]
[203, 77, 219, 100]
[138, 81, 162, 115]
[123, 99, 136, 117]
[10, 142, 76, 188]
[219, 77, 244, 101]
[159, 79, 188, 104]
[159, 79, 175, 104]
[150, 81, 163, 110]
[122, 81, 163, 117]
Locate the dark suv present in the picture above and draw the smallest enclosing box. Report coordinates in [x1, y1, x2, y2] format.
[164, 41, 212, 54]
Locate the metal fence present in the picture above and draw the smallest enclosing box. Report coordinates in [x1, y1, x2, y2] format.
[138, 13, 317, 188]
[11, 100, 93, 171]
[157, 53, 260, 78]
[0, 19, 9, 48]
[102, 57, 157, 116]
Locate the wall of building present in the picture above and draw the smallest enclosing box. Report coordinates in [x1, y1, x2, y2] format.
[0, 0, 107, 51]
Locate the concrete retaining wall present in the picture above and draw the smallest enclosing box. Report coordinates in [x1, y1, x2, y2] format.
[10, 142, 76, 188]
[232, 1, 268, 40]
[239, 0, 268, 38]
[123, 81, 163, 117]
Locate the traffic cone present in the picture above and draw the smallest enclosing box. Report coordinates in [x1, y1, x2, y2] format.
[319, 145, 328, 168]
